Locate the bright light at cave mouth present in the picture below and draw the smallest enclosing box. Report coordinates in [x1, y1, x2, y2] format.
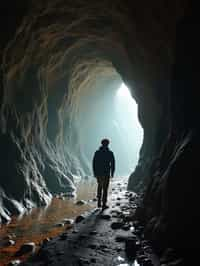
[116, 83, 139, 123]
[117, 83, 132, 98]
[77, 80, 143, 178]
[113, 82, 143, 176]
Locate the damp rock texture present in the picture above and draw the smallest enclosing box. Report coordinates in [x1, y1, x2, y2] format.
[135, 5, 200, 258]
[1, 1, 199, 260]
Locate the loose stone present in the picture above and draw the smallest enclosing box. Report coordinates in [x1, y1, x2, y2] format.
[111, 221, 124, 229]
[75, 215, 85, 223]
[8, 260, 21, 266]
[63, 218, 74, 225]
[16, 242, 36, 256]
[76, 200, 87, 205]
[100, 214, 111, 220]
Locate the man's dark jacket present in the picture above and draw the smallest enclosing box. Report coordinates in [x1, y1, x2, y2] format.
[92, 146, 115, 177]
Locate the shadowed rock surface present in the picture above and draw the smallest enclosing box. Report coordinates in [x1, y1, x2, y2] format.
[0, 1, 200, 264]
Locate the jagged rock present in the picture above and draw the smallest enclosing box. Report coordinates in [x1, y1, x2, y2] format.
[42, 238, 50, 245]
[142, 258, 153, 266]
[63, 218, 74, 225]
[120, 206, 130, 211]
[54, 222, 65, 227]
[60, 233, 68, 240]
[3, 234, 14, 241]
[135, 240, 142, 250]
[137, 254, 147, 264]
[111, 221, 124, 229]
[75, 215, 85, 223]
[143, 245, 152, 252]
[100, 214, 111, 220]
[92, 198, 97, 202]
[115, 234, 127, 242]
[141, 240, 149, 246]
[111, 208, 121, 214]
[78, 258, 90, 265]
[129, 196, 136, 202]
[99, 244, 108, 250]
[122, 224, 131, 231]
[116, 247, 123, 252]
[16, 242, 36, 256]
[0, 4, 198, 264]
[4, 239, 15, 247]
[88, 243, 98, 249]
[89, 230, 98, 235]
[8, 260, 21, 266]
[115, 233, 137, 243]
[76, 200, 87, 205]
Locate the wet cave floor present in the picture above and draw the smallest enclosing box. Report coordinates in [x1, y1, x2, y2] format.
[0, 180, 97, 266]
[0, 178, 159, 266]
[24, 178, 160, 266]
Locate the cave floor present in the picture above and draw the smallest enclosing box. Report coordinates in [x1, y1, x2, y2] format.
[22, 179, 160, 266]
[0, 180, 97, 266]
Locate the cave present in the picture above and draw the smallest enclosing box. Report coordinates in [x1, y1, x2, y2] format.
[0, 1, 199, 265]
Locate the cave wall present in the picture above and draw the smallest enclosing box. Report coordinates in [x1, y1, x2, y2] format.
[136, 4, 200, 254]
[0, 0, 188, 234]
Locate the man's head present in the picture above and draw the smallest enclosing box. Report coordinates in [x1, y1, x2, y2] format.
[101, 138, 110, 147]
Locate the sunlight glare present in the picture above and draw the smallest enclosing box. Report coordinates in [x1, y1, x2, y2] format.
[117, 83, 132, 98]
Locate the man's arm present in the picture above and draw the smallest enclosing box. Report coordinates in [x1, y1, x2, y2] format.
[92, 152, 97, 177]
[110, 152, 115, 177]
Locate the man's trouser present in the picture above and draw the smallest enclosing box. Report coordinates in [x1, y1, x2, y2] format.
[96, 176, 110, 205]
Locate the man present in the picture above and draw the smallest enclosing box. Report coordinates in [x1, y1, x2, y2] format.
[92, 138, 115, 209]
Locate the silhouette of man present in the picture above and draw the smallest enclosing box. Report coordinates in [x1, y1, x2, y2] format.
[92, 138, 115, 209]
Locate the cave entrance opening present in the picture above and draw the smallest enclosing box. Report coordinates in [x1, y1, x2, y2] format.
[70, 75, 143, 178]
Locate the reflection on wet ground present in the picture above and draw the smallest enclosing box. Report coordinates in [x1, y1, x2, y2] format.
[0, 180, 97, 266]
[113, 256, 139, 266]
[23, 177, 145, 266]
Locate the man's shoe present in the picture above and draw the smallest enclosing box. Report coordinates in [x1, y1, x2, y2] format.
[102, 204, 109, 209]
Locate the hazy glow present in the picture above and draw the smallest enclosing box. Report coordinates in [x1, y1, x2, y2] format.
[116, 83, 138, 123]
[114, 83, 143, 175]
[117, 83, 132, 98]
[73, 79, 143, 177]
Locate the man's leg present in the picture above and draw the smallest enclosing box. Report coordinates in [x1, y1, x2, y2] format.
[102, 176, 110, 208]
[97, 177, 103, 207]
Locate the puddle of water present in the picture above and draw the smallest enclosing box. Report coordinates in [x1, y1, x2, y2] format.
[0, 177, 129, 265]
[0, 180, 97, 266]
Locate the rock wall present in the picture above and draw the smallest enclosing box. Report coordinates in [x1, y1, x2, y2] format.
[136, 4, 200, 256]
[0, 3, 191, 255]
